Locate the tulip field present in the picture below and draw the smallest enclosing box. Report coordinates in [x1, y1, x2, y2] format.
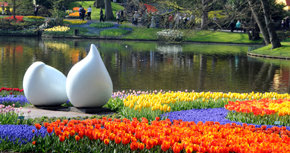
[0, 87, 289, 152]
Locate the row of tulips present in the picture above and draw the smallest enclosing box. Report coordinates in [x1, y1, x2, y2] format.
[30, 117, 290, 153]
[63, 19, 87, 25]
[3, 16, 24, 22]
[0, 87, 24, 93]
[119, 91, 290, 120]
[44, 26, 70, 32]
[225, 99, 290, 126]
[225, 99, 290, 116]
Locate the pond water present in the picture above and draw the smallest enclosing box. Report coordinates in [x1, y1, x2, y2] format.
[1, 37, 290, 93]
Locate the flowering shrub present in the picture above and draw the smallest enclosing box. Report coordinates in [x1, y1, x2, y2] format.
[44, 26, 70, 32]
[29, 117, 290, 153]
[63, 19, 87, 25]
[157, 29, 183, 41]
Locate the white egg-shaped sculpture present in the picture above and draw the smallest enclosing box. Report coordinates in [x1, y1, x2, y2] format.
[23, 62, 68, 106]
[66, 44, 113, 107]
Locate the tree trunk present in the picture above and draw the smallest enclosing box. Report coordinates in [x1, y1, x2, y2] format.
[247, 0, 270, 45]
[260, 0, 281, 49]
[12, 0, 16, 19]
[105, 0, 114, 20]
[201, 0, 208, 30]
[94, 0, 105, 8]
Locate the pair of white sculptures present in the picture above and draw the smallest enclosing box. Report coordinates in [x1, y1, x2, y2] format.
[23, 44, 113, 107]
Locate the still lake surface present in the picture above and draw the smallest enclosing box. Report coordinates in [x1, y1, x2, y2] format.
[1, 37, 290, 93]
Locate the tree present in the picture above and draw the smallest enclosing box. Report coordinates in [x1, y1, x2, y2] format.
[247, 0, 270, 45]
[94, 0, 105, 8]
[247, 0, 281, 48]
[105, 0, 114, 20]
[6, 0, 34, 18]
[260, 0, 281, 48]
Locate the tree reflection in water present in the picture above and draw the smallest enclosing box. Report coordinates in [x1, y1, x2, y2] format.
[0, 37, 289, 93]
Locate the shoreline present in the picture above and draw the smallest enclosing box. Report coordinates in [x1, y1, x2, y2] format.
[247, 52, 290, 60]
[0, 34, 262, 46]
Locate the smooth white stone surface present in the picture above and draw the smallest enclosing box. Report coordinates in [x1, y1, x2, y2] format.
[66, 44, 113, 107]
[23, 62, 68, 106]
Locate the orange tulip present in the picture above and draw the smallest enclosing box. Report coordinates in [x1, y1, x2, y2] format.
[59, 135, 65, 142]
[138, 142, 145, 150]
[114, 136, 122, 144]
[161, 141, 171, 152]
[32, 141, 36, 145]
[34, 123, 41, 130]
[47, 126, 53, 133]
[75, 135, 80, 141]
[104, 138, 110, 145]
[130, 141, 138, 151]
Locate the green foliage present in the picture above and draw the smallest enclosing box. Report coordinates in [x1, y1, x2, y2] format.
[100, 28, 130, 37]
[51, 0, 66, 25]
[89, 22, 114, 28]
[0, 29, 38, 35]
[226, 111, 290, 126]
[103, 98, 124, 112]
[14, 0, 34, 15]
[0, 112, 25, 125]
[2, 135, 132, 153]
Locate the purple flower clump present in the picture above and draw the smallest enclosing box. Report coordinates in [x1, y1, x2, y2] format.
[162, 108, 290, 130]
[0, 125, 48, 144]
[0, 95, 29, 105]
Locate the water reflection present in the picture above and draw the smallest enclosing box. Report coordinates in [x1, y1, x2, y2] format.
[1, 37, 289, 93]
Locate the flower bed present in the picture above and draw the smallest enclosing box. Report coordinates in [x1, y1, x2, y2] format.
[44, 26, 70, 32]
[3, 16, 24, 22]
[0, 125, 47, 145]
[1, 88, 290, 152]
[157, 29, 183, 41]
[120, 91, 290, 120]
[20, 117, 290, 152]
[225, 99, 290, 126]
[63, 19, 87, 25]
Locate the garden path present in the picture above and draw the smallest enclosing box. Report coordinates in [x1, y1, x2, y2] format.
[20, 107, 91, 119]
[19, 107, 112, 119]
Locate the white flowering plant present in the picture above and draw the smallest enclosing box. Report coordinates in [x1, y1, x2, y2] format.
[157, 29, 183, 41]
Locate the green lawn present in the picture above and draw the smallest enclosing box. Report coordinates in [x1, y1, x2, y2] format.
[122, 26, 160, 40]
[183, 30, 262, 44]
[100, 28, 130, 37]
[250, 42, 290, 58]
[67, 1, 124, 20]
